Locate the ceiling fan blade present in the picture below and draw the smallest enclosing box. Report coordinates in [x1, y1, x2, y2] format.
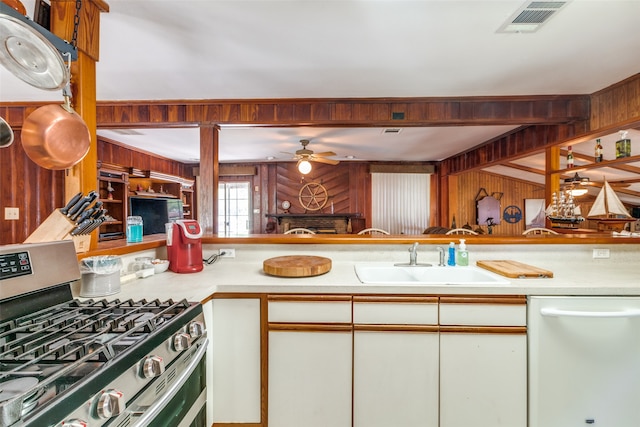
[313, 151, 337, 157]
[311, 157, 340, 165]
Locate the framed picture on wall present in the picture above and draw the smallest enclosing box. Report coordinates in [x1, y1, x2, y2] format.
[525, 199, 546, 229]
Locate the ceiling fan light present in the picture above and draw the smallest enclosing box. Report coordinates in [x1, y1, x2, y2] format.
[569, 187, 588, 197]
[298, 159, 312, 174]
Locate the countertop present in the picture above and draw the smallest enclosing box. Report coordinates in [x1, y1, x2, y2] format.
[71, 242, 640, 302]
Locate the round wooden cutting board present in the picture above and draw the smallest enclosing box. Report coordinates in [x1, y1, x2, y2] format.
[263, 255, 332, 278]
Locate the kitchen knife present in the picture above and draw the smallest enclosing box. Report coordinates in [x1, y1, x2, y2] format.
[70, 219, 92, 236]
[92, 207, 107, 220]
[75, 207, 96, 225]
[82, 217, 105, 235]
[60, 192, 83, 215]
[67, 194, 91, 218]
[68, 191, 99, 221]
[69, 201, 91, 221]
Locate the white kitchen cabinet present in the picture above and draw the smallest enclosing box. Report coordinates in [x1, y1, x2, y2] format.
[209, 298, 262, 424]
[353, 297, 440, 427]
[268, 296, 353, 427]
[439, 297, 527, 427]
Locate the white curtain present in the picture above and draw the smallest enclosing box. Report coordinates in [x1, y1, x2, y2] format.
[371, 173, 430, 234]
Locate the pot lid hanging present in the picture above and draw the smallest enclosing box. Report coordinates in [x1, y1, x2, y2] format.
[0, 3, 70, 90]
[0, 13, 68, 90]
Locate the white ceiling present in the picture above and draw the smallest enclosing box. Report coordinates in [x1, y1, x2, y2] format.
[1, 0, 640, 194]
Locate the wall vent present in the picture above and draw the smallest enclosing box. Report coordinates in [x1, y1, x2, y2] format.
[497, 1, 570, 33]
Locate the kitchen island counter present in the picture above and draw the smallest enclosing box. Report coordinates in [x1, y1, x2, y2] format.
[72, 242, 640, 302]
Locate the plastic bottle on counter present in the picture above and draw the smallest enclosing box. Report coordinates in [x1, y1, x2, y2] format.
[447, 242, 456, 266]
[457, 239, 469, 266]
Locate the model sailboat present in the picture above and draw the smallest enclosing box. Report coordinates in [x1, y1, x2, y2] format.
[546, 191, 584, 226]
[587, 180, 632, 231]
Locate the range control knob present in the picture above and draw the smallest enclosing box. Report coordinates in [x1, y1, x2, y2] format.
[173, 332, 192, 351]
[142, 355, 165, 378]
[188, 321, 205, 338]
[96, 389, 124, 419]
[61, 420, 88, 427]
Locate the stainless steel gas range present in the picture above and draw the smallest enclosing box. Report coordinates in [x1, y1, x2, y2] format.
[0, 241, 207, 427]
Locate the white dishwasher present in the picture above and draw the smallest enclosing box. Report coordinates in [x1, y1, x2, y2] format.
[529, 296, 640, 427]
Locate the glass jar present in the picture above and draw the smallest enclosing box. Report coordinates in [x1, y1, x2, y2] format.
[127, 216, 143, 243]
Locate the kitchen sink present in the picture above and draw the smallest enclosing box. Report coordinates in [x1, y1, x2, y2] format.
[354, 263, 511, 286]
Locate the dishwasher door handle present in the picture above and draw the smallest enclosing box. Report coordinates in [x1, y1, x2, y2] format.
[540, 307, 640, 318]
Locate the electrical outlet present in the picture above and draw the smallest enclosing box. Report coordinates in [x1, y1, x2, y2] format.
[4, 207, 19, 220]
[219, 248, 235, 258]
[593, 248, 610, 259]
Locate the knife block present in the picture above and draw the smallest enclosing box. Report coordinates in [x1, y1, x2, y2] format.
[24, 209, 92, 253]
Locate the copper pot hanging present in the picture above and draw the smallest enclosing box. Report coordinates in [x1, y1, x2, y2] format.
[21, 85, 91, 170]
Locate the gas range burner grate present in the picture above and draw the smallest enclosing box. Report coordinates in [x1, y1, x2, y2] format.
[0, 298, 192, 367]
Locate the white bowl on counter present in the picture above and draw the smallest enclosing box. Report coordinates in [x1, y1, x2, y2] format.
[152, 259, 170, 274]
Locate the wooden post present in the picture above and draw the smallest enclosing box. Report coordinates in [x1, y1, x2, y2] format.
[199, 126, 218, 234]
[545, 145, 560, 227]
[50, 0, 109, 249]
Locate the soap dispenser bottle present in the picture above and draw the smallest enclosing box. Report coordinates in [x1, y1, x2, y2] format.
[457, 239, 469, 266]
[447, 242, 456, 266]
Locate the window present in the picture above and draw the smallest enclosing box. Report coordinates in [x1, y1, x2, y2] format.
[218, 181, 251, 235]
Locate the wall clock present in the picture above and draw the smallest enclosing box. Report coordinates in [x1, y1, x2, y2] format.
[281, 200, 291, 211]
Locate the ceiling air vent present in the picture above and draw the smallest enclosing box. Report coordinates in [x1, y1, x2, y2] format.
[497, 1, 570, 33]
[382, 128, 402, 134]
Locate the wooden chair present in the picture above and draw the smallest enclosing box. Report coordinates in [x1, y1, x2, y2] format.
[284, 228, 316, 234]
[357, 228, 390, 235]
[445, 228, 478, 235]
[522, 227, 559, 235]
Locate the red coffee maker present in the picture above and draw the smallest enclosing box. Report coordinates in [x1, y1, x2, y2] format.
[166, 220, 204, 273]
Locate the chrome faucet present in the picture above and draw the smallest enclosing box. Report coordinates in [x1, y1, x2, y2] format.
[436, 246, 445, 266]
[408, 242, 419, 266]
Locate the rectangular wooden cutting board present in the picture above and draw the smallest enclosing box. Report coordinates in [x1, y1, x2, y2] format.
[476, 260, 553, 278]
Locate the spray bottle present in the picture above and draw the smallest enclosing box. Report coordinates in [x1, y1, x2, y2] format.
[447, 242, 456, 266]
[457, 239, 469, 266]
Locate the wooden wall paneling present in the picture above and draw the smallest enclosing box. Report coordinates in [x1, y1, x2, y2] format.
[590, 74, 640, 130]
[429, 173, 439, 228]
[0, 130, 65, 245]
[97, 139, 192, 179]
[92, 95, 590, 127]
[348, 163, 370, 228]
[455, 171, 544, 235]
[442, 122, 590, 175]
[447, 175, 459, 229]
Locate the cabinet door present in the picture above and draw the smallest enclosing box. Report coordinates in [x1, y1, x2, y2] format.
[268, 330, 352, 427]
[354, 329, 439, 427]
[209, 298, 261, 424]
[439, 297, 527, 427]
[440, 332, 527, 427]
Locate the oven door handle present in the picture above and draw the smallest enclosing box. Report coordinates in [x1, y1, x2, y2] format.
[540, 307, 640, 318]
[134, 338, 208, 427]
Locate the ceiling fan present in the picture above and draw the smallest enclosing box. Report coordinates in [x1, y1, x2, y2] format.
[286, 139, 339, 174]
[564, 172, 631, 187]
